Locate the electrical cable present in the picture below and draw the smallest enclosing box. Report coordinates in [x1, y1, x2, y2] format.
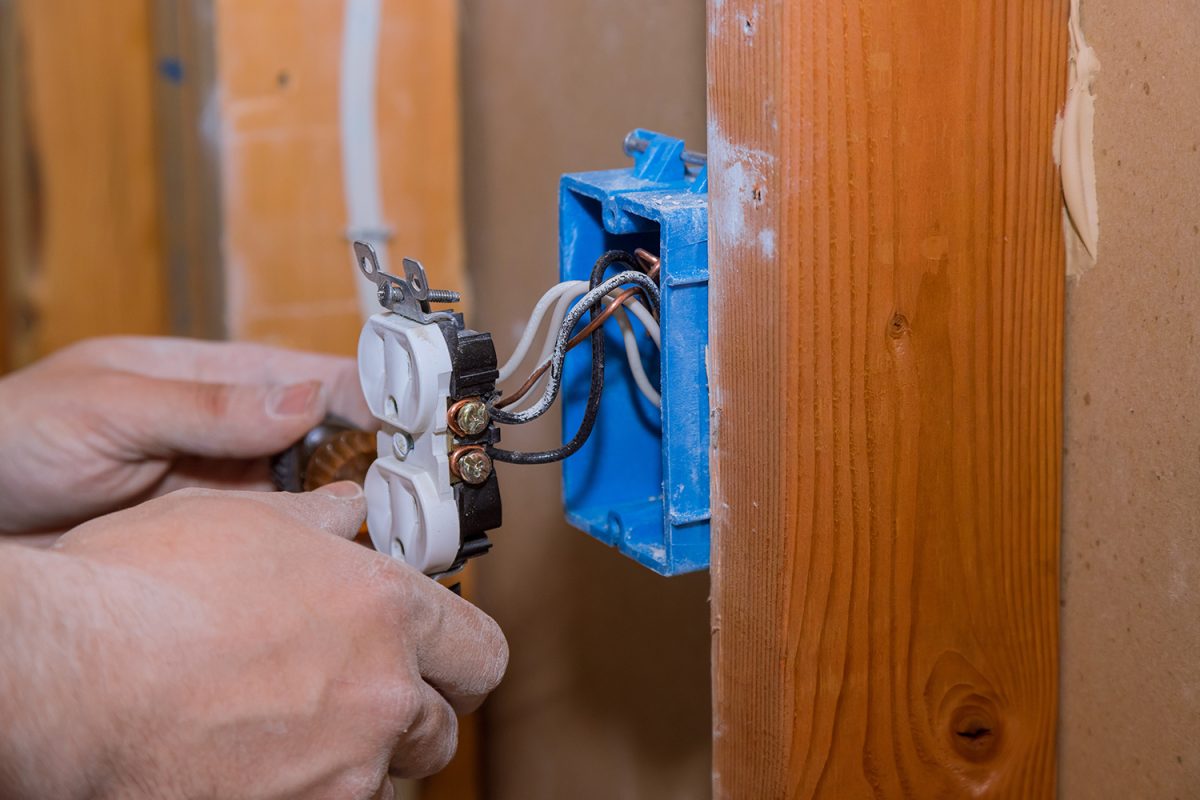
[496, 257, 661, 411]
[494, 285, 655, 411]
[488, 253, 657, 464]
[616, 295, 660, 347]
[489, 268, 658, 426]
[613, 302, 660, 407]
[497, 248, 660, 389]
[522, 252, 660, 384]
[497, 280, 588, 382]
[340, 0, 393, 320]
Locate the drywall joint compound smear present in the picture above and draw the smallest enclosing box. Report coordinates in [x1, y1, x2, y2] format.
[1056, 0, 1101, 276]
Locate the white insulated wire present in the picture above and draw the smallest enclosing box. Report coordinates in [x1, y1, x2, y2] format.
[533, 286, 660, 369]
[489, 271, 660, 425]
[610, 302, 661, 408]
[505, 291, 662, 414]
[620, 297, 660, 348]
[536, 284, 587, 365]
[497, 280, 588, 381]
[498, 278, 664, 412]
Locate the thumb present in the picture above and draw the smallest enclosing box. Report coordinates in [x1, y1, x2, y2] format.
[98, 373, 327, 460]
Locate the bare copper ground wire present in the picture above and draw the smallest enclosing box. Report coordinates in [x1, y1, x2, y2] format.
[494, 251, 661, 410]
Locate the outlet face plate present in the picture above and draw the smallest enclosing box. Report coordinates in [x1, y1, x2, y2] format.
[559, 130, 710, 576]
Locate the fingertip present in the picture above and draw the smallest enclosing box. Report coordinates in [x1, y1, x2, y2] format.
[313, 480, 364, 500]
[308, 482, 367, 540]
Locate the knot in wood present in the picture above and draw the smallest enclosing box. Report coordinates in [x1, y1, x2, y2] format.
[949, 701, 1002, 762]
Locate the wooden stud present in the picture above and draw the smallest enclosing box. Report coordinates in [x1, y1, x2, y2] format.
[0, 0, 24, 371]
[1, 0, 168, 365]
[151, 0, 225, 340]
[209, 0, 466, 353]
[707, 1, 1066, 797]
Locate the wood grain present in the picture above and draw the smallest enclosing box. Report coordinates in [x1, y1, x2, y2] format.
[0, 0, 21, 371]
[151, 0, 225, 340]
[707, 1, 1066, 797]
[211, 0, 465, 353]
[3, 0, 167, 365]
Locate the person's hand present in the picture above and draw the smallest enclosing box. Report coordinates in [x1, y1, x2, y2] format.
[0, 485, 507, 800]
[0, 336, 369, 535]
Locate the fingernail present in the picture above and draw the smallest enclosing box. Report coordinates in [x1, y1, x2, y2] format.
[267, 381, 321, 418]
[314, 481, 363, 499]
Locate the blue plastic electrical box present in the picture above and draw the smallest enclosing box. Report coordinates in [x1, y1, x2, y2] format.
[559, 130, 709, 575]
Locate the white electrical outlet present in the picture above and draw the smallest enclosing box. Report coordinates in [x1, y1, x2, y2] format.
[358, 312, 460, 574]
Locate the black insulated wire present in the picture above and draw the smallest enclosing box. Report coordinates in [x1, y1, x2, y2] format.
[488, 250, 650, 465]
[488, 268, 659, 425]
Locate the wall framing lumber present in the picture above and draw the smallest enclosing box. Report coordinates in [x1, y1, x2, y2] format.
[707, 1, 1067, 797]
[151, 0, 225, 340]
[0, 0, 23, 371]
[1, 0, 168, 366]
[207, 0, 465, 354]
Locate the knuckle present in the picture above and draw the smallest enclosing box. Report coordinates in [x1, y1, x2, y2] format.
[387, 680, 424, 733]
[379, 558, 421, 604]
[55, 336, 112, 363]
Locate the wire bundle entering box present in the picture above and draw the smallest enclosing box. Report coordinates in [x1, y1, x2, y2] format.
[486, 249, 661, 465]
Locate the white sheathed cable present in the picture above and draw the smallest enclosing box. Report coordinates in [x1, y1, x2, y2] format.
[497, 280, 588, 381]
[340, 0, 390, 321]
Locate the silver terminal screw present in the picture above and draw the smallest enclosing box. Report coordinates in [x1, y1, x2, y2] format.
[378, 283, 402, 306]
[453, 448, 492, 486]
[454, 399, 489, 436]
[425, 289, 461, 304]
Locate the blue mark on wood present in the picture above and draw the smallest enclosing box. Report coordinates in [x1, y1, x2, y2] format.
[157, 58, 185, 84]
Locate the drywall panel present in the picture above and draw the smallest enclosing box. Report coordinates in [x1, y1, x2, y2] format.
[459, 2, 711, 798]
[1061, 1, 1200, 796]
[709, 1, 1065, 796]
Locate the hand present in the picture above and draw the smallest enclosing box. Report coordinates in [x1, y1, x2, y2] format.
[0, 336, 370, 534]
[0, 485, 507, 800]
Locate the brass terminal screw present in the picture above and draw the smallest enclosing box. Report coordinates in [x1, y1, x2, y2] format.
[448, 397, 489, 437]
[450, 446, 493, 486]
